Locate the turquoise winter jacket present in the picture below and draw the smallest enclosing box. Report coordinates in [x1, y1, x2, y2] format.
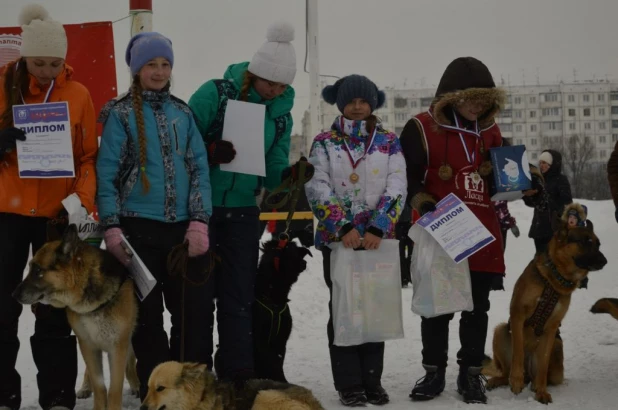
[97, 90, 212, 227]
[188, 62, 294, 208]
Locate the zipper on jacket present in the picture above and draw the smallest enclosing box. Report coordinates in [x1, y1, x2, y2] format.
[172, 122, 180, 154]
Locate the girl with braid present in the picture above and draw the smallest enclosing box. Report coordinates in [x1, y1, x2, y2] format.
[97, 32, 212, 400]
[188, 21, 312, 386]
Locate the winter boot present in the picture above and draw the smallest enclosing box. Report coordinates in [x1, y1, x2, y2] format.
[366, 385, 389, 405]
[457, 366, 488, 404]
[409, 364, 446, 401]
[338, 386, 367, 407]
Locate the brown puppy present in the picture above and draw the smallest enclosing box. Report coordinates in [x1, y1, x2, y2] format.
[140, 361, 325, 410]
[12, 224, 138, 410]
[484, 214, 607, 404]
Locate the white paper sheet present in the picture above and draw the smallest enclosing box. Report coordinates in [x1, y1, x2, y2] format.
[219, 99, 266, 176]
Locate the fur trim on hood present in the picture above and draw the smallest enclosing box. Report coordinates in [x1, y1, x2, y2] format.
[432, 87, 507, 129]
[561, 202, 587, 223]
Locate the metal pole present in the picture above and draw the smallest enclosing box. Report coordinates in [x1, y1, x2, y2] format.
[307, 0, 321, 151]
[306, 0, 320, 234]
[129, 0, 153, 36]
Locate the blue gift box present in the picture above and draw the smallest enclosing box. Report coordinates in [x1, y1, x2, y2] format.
[489, 145, 532, 201]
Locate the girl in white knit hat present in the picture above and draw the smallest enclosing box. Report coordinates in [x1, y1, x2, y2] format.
[188, 21, 313, 387]
[0, 4, 98, 410]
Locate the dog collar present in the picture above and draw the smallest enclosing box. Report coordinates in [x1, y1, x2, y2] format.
[545, 258, 576, 289]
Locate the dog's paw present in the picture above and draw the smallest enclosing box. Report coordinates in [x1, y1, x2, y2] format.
[486, 376, 509, 390]
[509, 375, 525, 395]
[76, 387, 92, 399]
[535, 390, 553, 404]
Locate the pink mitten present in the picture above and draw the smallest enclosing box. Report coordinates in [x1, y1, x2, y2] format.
[104, 227, 131, 266]
[184, 221, 209, 257]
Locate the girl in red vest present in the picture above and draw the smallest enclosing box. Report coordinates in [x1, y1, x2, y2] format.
[400, 57, 541, 404]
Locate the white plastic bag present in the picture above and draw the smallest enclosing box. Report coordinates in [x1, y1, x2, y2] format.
[409, 224, 474, 318]
[330, 240, 404, 346]
[61, 193, 103, 246]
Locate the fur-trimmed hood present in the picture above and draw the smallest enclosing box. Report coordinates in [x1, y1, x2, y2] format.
[562, 202, 587, 224]
[431, 57, 506, 129]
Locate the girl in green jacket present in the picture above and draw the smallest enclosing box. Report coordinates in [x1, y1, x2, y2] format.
[188, 21, 310, 386]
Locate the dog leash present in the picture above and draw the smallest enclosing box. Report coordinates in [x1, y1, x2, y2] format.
[264, 157, 312, 240]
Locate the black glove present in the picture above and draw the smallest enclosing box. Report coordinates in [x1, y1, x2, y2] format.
[0, 127, 26, 159]
[615, 208, 618, 224]
[530, 171, 544, 193]
[419, 201, 436, 216]
[281, 157, 315, 183]
[207, 140, 236, 165]
[510, 225, 520, 238]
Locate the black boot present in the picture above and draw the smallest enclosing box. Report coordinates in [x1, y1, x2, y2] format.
[409, 364, 446, 401]
[338, 386, 367, 407]
[366, 385, 389, 405]
[457, 366, 487, 404]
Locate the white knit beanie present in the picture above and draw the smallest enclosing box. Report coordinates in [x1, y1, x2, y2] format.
[248, 21, 296, 85]
[539, 151, 553, 165]
[19, 4, 67, 59]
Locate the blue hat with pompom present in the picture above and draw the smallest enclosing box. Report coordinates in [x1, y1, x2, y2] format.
[321, 74, 385, 114]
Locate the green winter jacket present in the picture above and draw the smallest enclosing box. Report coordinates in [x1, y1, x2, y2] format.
[188, 62, 294, 208]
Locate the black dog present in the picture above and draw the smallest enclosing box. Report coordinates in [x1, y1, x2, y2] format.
[215, 235, 312, 384]
[252, 236, 312, 383]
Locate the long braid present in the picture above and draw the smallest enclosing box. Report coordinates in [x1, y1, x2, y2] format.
[131, 76, 150, 194]
[239, 71, 256, 102]
[1, 59, 29, 129]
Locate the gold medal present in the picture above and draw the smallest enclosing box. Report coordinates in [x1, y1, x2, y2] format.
[438, 164, 453, 181]
[349, 172, 360, 183]
[471, 171, 481, 184]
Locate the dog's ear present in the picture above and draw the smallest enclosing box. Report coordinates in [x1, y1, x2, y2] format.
[59, 224, 80, 256]
[585, 219, 594, 232]
[550, 212, 564, 233]
[180, 362, 207, 383]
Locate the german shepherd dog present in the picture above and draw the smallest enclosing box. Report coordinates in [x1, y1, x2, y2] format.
[591, 298, 618, 320]
[215, 236, 312, 383]
[141, 361, 324, 410]
[483, 214, 607, 404]
[12, 224, 139, 410]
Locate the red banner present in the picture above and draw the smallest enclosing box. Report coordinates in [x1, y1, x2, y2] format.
[0, 22, 118, 135]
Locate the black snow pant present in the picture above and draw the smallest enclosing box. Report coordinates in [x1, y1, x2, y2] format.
[122, 218, 213, 400]
[322, 247, 385, 392]
[208, 206, 261, 384]
[419, 271, 494, 371]
[0, 213, 77, 410]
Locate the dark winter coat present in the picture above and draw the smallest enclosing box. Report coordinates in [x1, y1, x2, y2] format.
[524, 149, 572, 238]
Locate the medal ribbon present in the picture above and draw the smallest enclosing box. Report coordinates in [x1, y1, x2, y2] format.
[16, 61, 56, 104]
[451, 110, 480, 166]
[340, 116, 377, 170]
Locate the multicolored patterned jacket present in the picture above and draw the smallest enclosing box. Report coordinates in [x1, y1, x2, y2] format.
[305, 116, 407, 249]
[494, 200, 516, 230]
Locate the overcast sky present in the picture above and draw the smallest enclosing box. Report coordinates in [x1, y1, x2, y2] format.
[2, 0, 617, 133]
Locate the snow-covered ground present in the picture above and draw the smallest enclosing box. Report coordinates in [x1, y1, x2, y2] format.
[15, 199, 618, 409]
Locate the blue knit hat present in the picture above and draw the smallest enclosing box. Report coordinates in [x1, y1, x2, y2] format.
[125, 32, 174, 76]
[322, 74, 385, 113]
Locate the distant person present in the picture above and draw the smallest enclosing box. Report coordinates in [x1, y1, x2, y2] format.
[524, 150, 572, 254]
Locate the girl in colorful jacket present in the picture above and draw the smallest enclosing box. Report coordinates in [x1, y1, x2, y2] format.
[97, 32, 212, 400]
[187, 22, 310, 385]
[0, 5, 97, 409]
[304, 74, 407, 407]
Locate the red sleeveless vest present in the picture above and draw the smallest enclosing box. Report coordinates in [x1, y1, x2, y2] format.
[415, 111, 505, 275]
